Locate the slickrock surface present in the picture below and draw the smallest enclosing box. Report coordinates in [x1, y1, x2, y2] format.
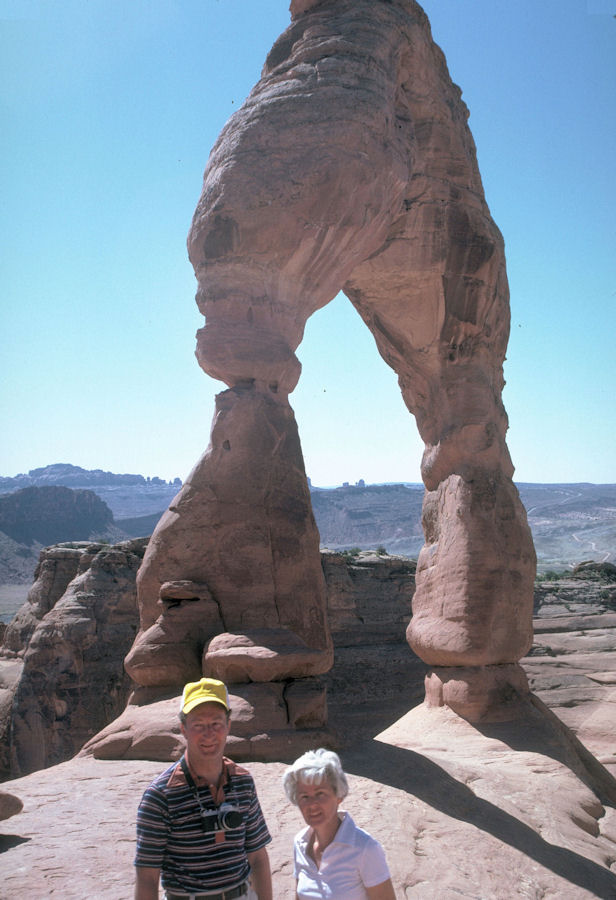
[2, 705, 616, 899]
[524, 573, 616, 778]
[2, 565, 615, 897]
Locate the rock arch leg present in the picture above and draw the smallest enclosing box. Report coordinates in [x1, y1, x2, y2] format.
[123, 0, 536, 747]
[344, 201, 537, 718]
[340, 5, 537, 719]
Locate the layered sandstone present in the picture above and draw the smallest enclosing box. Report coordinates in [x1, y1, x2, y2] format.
[0, 541, 418, 775]
[84, 551, 418, 763]
[124, 0, 535, 732]
[0, 540, 147, 777]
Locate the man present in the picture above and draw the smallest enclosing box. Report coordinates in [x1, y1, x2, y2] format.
[135, 678, 273, 900]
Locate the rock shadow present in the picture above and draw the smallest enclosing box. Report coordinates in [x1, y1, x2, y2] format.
[475, 694, 616, 807]
[0, 833, 30, 853]
[343, 741, 616, 899]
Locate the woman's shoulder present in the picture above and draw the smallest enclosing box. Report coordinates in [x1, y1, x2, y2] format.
[338, 812, 383, 849]
[294, 823, 312, 846]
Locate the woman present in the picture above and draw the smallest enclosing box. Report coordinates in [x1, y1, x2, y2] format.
[283, 748, 396, 900]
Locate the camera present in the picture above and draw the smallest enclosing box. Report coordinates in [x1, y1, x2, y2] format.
[201, 802, 244, 832]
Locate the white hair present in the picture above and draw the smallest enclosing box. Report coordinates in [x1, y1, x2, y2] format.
[283, 748, 349, 805]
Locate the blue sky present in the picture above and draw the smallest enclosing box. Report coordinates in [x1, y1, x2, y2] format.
[1, 0, 614, 486]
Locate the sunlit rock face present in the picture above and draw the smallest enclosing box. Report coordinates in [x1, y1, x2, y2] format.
[0, 543, 416, 775]
[129, 0, 535, 736]
[127, 386, 334, 683]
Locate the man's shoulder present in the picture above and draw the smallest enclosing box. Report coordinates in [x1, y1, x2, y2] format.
[224, 757, 254, 780]
[145, 760, 182, 793]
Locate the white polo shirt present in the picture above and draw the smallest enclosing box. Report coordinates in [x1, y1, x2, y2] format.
[293, 811, 391, 900]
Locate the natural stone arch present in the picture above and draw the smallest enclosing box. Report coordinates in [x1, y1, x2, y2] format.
[123, 0, 536, 750]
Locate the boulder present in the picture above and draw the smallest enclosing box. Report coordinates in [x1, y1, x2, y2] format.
[572, 561, 616, 580]
[203, 628, 333, 682]
[0, 790, 23, 821]
[81, 681, 333, 764]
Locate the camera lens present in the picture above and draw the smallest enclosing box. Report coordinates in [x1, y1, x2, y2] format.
[219, 808, 244, 829]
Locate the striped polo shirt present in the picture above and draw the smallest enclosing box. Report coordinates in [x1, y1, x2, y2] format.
[135, 756, 271, 893]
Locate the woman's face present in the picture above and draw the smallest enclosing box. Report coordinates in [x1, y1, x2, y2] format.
[296, 778, 342, 830]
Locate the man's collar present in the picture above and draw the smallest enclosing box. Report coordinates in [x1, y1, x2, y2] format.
[167, 755, 248, 791]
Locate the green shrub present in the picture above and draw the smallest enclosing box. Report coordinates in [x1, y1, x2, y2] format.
[536, 570, 566, 582]
[340, 547, 361, 561]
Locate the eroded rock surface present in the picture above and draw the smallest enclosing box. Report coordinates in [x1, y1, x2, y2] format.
[124, 0, 536, 735]
[322, 551, 416, 645]
[129, 388, 333, 691]
[82, 551, 419, 763]
[524, 573, 616, 777]
[0, 540, 147, 778]
[2, 544, 92, 654]
[0, 542, 419, 775]
[3, 535, 613, 788]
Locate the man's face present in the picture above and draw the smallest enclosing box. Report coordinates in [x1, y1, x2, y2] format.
[181, 702, 230, 761]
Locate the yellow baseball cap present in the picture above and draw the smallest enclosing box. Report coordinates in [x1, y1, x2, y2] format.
[181, 678, 230, 714]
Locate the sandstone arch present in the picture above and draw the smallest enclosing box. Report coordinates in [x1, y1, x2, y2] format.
[124, 0, 536, 746]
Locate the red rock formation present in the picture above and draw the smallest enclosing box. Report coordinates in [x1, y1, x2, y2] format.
[125, 386, 334, 754]
[2, 541, 147, 777]
[127, 0, 536, 737]
[0, 541, 418, 774]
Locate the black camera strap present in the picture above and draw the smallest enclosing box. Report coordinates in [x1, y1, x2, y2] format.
[180, 753, 200, 793]
[180, 754, 220, 832]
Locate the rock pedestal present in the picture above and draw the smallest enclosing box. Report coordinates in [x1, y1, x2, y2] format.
[123, 0, 536, 744]
[125, 385, 334, 753]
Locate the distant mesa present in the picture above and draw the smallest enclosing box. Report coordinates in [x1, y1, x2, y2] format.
[0, 466, 185, 591]
[0, 463, 181, 492]
[0, 464, 184, 524]
[0, 485, 113, 546]
[0, 466, 614, 590]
